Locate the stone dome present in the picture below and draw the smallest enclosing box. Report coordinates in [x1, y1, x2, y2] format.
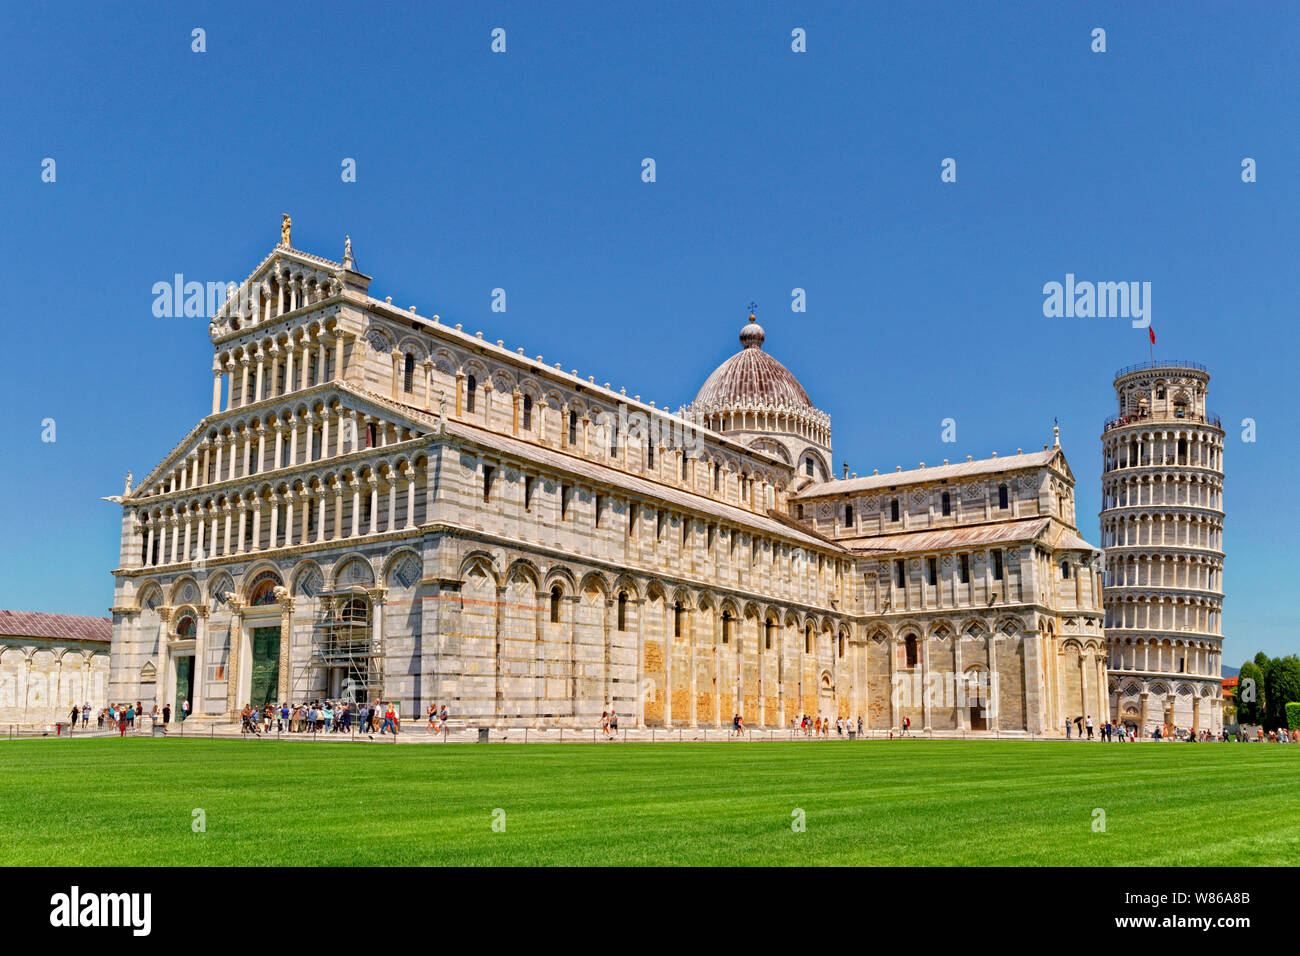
[691, 316, 815, 412]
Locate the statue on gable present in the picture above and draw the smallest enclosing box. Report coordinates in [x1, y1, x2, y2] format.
[281, 214, 292, 248]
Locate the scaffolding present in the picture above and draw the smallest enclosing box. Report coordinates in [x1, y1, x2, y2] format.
[298, 588, 384, 704]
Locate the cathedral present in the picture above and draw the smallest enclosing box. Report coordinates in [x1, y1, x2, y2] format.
[107, 225, 1111, 735]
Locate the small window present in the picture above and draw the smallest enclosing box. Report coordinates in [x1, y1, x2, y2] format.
[680, 454, 688, 480]
[926, 557, 937, 586]
[568, 410, 578, 445]
[838, 635, 844, 658]
[993, 550, 1004, 581]
[998, 484, 1009, 510]
[890, 498, 900, 522]
[844, 504, 854, 527]
[594, 494, 604, 528]
[550, 586, 561, 623]
[959, 554, 970, 584]
[714, 465, 721, 491]
[482, 465, 494, 502]
[522, 395, 532, 431]
[610, 422, 619, 456]
[617, 592, 627, 631]
[805, 627, 812, 654]
[941, 491, 951, 516]
[765, 621, 773, 650]
[895, 560, 906, 588]
[1061, 560, 1070, 579]
[403, 353, 415, 393]
[627, 502, 636, 537]
[805, 458, 814, 477]
[646, 442, 654, 469]
[674, 602, 684, 638]
[466, 375, 477, 413]
[904, 635, 918, 668]
[524, 475, 535, 511]
[721, 612, 732, 644]
[560, 484, 571, 520]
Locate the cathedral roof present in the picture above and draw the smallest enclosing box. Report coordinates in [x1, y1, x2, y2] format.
[795, 448, 1069, 498]
[690, 315, 817, 414]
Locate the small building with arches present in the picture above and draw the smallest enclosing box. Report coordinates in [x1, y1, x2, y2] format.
[0, 610, 111, 725]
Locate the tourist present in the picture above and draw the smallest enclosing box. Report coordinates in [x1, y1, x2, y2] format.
[902, 715, 911, 736]
[381, 702, 397, 735]
[69, 704, 79, 730]
[1085, 715, 1094, 740]
[119, 706, 128, 737]
[857, 715, 863, 736]
[279, 702, 289, 732]
[135, 701, 143, 728]
[181, 698, 190, 723]
[96, 708, 105, 729]
[609, 709, 619, 736]
[438, 704, 448, 728]
[82, 700, 91, 727]
[601, 711, 609, 737]
[324, 703, 335, 733]
[427, 704, 438, 733]
[162, 703, 171, 727]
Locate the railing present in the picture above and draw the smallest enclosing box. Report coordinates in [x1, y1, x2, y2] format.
[1103, 409, 1221, 433]
[1113, 359, 1208, 378]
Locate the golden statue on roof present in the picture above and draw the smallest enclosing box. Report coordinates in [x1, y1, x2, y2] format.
[280, 213, 292, 247]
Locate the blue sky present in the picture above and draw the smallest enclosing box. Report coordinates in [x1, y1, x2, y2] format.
[1, 2, 1295, 663]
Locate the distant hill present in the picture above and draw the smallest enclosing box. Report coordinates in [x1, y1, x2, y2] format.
[1221, 664, 1240, 678]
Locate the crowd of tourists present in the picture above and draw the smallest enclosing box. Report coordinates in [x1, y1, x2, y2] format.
[239, 700, 401, 736]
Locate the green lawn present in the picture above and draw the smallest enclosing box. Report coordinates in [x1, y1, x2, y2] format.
[0, 738, 1293, 866]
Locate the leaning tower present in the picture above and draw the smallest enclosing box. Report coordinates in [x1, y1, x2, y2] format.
[1100, 361, 1225, 736]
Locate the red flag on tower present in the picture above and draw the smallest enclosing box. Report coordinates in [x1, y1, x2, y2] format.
[1149, 327, 1156, 345]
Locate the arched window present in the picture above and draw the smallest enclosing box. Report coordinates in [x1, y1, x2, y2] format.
[838, 634, 844, 658]
[403, 353, 415, 393]
[1061, 560, 1070, 579]
[522, 394, 533, 431]
[610, 420, 619, 456]
[890, 498, 900, 522]
[646, 442, 654, 468]
[248, 570, 283, 606]
[674, 602, 683, 638]
[998, 484, 1009, 509]
[714, 464, 721, 491]
[568, 410, 578, 445]
[904, 634, 919, 668]
[550, 586, 561, 624]
[844, 504, 854, 527]
[341, 597, 369, 623]
[721, 611, 733, 644]
[617, 592, 628, 631]
[805, 458, 814, 477]
[466, 374, 477, 413]
[175, 615, 196, 639]
[941, 491, 951, 516]
[805, 625, 812, 654]
[765, 620, 773, 649]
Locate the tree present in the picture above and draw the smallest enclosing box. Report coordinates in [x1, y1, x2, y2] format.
[1236, 660, 1265, 725]
[1286, 703, 1300, 732]
[1264, 656, 1300, 730]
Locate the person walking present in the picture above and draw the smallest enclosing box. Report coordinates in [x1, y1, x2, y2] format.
[69, 704, 79, 731]
[1085, 714, 1094, 740]
[182, 698, 190, 723]
[162, 703, 171, 727]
